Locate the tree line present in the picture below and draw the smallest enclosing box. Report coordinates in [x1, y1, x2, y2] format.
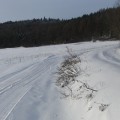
[0, 7, 120, 48]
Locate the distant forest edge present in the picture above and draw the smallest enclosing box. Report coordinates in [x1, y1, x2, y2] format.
[0, 7, 120, 48]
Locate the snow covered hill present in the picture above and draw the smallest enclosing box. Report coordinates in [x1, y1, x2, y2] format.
[0, 41, 119, 120]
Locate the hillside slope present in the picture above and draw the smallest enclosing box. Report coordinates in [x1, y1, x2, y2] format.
[0, 41, 119, 120]
[0, 7, 120, 48]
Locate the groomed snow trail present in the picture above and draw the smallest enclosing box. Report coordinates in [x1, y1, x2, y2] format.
[0, 41, 119, 120]
[0, 55, 60, 120]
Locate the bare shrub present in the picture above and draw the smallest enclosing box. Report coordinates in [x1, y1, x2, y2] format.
[56, 47, 97, 99]
[56, 51, 80, 88]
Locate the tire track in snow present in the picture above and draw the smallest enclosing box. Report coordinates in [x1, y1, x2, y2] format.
[0, 55, 59, 120]
[93, 46, 120, 68]
[0, 55, 58, 95]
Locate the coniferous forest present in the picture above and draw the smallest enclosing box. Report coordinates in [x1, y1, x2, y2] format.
[0, 7, 120, 48]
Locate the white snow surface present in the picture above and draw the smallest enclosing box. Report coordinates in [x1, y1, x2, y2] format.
[0, 41, 119, 120]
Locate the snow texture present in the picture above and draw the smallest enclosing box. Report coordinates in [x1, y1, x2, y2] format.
[0, 41, 119, 120]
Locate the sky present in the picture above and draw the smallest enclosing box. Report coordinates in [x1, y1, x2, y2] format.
[0, 0, 117, 22]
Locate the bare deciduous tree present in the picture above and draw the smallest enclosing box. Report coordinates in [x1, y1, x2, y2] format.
[114, 0, 120, 7]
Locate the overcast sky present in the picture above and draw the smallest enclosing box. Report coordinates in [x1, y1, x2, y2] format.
[0, 0, 117, 22]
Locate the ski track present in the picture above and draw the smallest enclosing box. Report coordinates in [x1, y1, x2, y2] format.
[0, 55, 59, 120]
[0, 41, 119, 120]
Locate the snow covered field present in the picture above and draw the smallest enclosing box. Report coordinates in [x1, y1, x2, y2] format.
[0, 41, 119, 120]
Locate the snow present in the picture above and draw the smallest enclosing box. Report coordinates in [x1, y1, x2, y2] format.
[0, 41, 119, 120]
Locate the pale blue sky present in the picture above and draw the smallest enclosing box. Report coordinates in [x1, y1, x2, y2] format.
[0, 0, 116, 22]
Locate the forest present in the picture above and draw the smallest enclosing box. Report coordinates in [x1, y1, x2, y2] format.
[0, 7, 120, 48]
